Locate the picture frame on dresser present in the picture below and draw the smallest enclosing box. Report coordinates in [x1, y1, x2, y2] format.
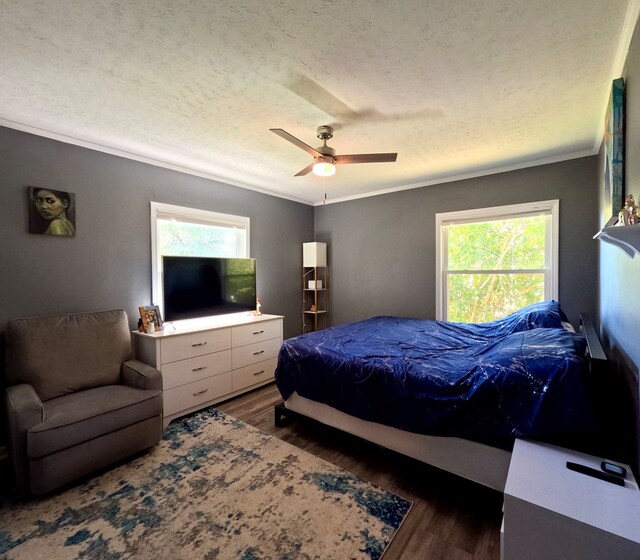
[139, 305, 163, 332]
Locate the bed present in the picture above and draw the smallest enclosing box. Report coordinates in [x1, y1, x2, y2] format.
[274, 301, 606, 491]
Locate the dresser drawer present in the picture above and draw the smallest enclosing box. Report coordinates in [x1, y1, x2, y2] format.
[232, 357, 277, 392]
[163, 372, 232, 417]
[160, 328, 231, 364]
[232, 319, 282, 347]
[162, 350, 231, 390]
[232, 337, 282, 369]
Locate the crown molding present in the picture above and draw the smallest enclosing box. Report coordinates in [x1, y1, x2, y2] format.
[317, 148, 597, 206]
[0, 118, 314, 206]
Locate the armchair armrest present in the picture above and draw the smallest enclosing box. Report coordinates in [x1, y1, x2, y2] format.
[122, 359, 163, 391]
[5, 383, 44, 495]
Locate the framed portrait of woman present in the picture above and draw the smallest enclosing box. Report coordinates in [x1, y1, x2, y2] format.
[28, 186, 76, 237]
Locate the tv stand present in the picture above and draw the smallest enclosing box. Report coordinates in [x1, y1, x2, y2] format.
[133, 313, 283, 427]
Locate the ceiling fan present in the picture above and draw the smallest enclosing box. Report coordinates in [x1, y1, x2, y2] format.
[270, 125, 397, 177]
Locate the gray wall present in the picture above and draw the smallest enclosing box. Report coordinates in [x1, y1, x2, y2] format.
[315, 156, 599, 328]
[0, 126, 314, 341]
[598, 18, 640, 473]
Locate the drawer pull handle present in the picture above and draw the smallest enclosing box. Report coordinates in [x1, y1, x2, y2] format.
[191, 341, 208, 347]
[192, 366, 207, 372]
[253, 350, 265, 355]
[252, 330, 265, 335]
[253, 370, 266, 376]
[193, 389, 208, 396]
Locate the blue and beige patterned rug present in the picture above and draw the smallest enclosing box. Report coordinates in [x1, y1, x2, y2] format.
[0, 408, 411, 559]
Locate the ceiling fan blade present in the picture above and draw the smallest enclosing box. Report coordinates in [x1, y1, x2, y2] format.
[270, 128, 323, 158]
[335, 153, 398, 164]
[294, 163, 315, 176]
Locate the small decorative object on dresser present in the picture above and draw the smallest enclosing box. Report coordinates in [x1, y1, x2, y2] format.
[251, 296, 262, 316]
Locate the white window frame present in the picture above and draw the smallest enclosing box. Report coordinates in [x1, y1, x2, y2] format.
[435, 200, 559, 321]
[150, 202, 250, 313]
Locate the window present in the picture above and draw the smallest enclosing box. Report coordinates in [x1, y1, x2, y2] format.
[150, 202, 250, 313]
[436, 200, 558, 322]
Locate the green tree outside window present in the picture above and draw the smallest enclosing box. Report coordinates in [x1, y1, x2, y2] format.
[446, 216, 547, 322]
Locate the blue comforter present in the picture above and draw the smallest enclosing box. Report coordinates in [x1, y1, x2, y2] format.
[275, 302, 597, 448]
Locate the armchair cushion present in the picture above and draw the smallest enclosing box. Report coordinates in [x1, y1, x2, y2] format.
[122, 359, 163, 391]
[27, 385, 162, 459]
[5, 384, 44, 430]
[5, 309, 132, 401]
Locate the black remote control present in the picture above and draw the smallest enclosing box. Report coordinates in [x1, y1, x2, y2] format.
[566, 461, 625, 486]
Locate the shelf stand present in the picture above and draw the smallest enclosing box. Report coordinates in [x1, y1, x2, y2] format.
[302, 266, 329, 333]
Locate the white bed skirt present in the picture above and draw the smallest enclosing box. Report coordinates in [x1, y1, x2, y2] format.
[284, 392, 512, 492]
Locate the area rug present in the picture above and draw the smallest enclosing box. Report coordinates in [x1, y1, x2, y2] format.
[0, 407, 412, 559]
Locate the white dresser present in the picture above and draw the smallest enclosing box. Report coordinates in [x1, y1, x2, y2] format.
[133, 313, 283, 427]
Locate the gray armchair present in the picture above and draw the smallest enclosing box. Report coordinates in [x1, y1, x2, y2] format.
[4, 309, 163, 495]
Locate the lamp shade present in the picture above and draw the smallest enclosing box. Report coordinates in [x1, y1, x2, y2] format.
[303, 242, 327, 267]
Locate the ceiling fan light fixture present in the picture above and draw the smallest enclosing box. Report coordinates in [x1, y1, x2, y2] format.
[312, 158, 336, 177]
[270, 126, 397, 177]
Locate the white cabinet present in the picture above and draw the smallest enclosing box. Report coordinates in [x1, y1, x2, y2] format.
[134, 314, 283, 427]
[502, 439, 640, 560]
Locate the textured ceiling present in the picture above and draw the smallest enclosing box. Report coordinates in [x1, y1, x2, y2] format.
[0, 0, 636, 205]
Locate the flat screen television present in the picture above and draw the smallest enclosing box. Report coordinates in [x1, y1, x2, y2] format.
[162, 256, 256, 322]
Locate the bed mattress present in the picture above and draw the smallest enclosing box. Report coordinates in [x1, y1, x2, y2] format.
[275, 302, 598, 448]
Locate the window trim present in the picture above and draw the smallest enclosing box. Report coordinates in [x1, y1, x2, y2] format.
[150, 202, 250, 311]
[435, 200, 559, 321]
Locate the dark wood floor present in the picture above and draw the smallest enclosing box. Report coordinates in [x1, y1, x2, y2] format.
[217, 383, 503, 560]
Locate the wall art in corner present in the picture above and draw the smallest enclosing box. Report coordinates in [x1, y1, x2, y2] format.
[603, 77, 625, 224]
[28, 186, 76, 237]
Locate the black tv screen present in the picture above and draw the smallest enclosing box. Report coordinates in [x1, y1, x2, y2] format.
[162, 256, 256, 321]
